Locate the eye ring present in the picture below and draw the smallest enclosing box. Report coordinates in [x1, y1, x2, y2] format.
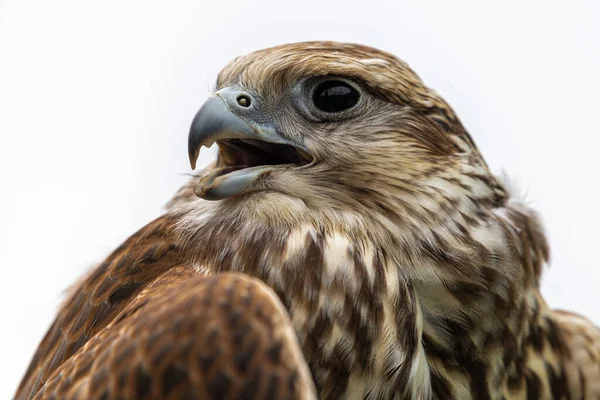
[311, 79, 361, 114]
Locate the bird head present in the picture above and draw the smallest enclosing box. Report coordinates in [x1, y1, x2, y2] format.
[181, 43, 549, 352]
[187, 41, 505, 216]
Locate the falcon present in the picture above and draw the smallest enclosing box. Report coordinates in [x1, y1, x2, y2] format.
[15, 41, 600, 399]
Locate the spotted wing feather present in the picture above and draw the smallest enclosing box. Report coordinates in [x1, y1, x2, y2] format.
[31, 269, 316, 399]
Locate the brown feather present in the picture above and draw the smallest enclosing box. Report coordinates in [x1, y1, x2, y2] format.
[31, 269, 316, 399]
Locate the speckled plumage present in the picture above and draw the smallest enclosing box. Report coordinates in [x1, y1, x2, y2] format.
[16, 42, 600, 400]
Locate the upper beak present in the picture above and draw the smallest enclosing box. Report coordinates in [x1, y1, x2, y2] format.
[188, 94, 257, 170]
[189, 88, 293, 170]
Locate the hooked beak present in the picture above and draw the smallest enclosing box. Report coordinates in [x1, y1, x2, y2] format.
[187, 89, 312, 200]
[188, 95, 256, 170]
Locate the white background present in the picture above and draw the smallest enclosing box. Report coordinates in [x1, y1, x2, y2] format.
[1, 0, 599, 397]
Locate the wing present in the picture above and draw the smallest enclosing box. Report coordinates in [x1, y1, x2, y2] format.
[16, 215, 184, 399]
[31, 269, 316, 399]
[16, 216, 316, 400]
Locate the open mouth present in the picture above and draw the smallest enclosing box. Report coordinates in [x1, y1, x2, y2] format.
[214, 138, 313, 178]
[192, 138, 314, 200]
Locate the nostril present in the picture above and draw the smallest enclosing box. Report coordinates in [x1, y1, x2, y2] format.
[236, 94, 251, 108]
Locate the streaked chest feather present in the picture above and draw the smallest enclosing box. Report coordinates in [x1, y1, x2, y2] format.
[190, 224, 428, 399]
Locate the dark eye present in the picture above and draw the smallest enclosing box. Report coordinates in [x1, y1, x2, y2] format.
[312, 80, 360, 113]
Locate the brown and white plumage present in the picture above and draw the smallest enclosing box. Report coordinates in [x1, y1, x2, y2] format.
[15, 41, 600, 399]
